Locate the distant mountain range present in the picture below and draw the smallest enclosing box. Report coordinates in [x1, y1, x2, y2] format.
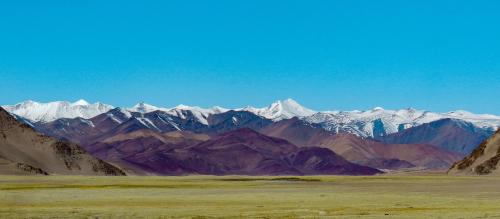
[376, 118, 493, 155]
[3, 99, 114, 123]
[3, 99, 499, 138]
[0, 105, 380, 176]
[261, 118, 462, 170]
[88, 128, 381, 175]
[2, 99, 499, 176]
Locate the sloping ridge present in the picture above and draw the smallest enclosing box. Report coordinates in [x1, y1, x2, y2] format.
[378, 118, 493, 155]
[449, 129, 500, 175]
[83, 129, 210, 175]
[120, 128, 381, 175]
[0, 107, 125, 175]
[261, 118, 462, 170]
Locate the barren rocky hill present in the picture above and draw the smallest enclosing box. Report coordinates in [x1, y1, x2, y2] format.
[0, 107, 125, 175]
[449, 130, 500, 175]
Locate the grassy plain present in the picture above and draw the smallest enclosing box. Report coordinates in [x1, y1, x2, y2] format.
[1, 174, 500, 218]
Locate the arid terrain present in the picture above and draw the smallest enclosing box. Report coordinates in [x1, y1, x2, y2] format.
[1, 174, 500, 218]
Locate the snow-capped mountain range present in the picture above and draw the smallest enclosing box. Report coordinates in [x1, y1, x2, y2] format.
[3, 98, 500, 137]
[127, 102, 229, 125]
[3, 99, 114, 123]
[305, 108, 500, 137]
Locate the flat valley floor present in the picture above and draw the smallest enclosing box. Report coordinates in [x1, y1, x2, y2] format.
[1, 174, 500, 218]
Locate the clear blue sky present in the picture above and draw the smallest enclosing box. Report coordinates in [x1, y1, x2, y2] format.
[1, 0, 499, 113]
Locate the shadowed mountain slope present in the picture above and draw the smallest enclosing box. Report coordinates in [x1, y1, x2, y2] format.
[96, 128, 381, 175]
[26, 109, 468, 173]
[260, 118, 462, 170]
[83, 129, 210, 175]
[34, 109, 273, 146]
[377, 118, 493, 155]
[449, 130, 500, 175]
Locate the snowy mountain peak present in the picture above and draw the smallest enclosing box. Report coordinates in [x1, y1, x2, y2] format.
[211, 106, 229, 113]
[3, 100, 114, 123]
[167, 104, 229, 125]
[108, 107, 133, 117]
[445, 110, 500, 120]
[4, 99, 500, 137]
[174, 104, 190, 109]
[241, 98, 316, 121]
[72, 99, 90, 106]
[128, 102, 165, 114]
[20, 100, 36, 105]
[171, 104, 228, 113]
[281, 98, 301, 105]
[127, 103, 229, 125]
[305, 106, 500, 138]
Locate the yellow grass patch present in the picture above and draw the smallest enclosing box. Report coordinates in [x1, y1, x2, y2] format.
[1, 175, 500, 218]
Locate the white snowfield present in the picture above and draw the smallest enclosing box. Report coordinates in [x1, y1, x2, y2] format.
[239, 98, 316, 121]
[3, 99, 113, 123]
[304, 108, 500, 137]
[3, 99, 500, 137]
[127, 102, 228, 125]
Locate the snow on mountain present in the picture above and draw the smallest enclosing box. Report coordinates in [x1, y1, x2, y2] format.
[239, 98, 316, 121]
[166, 104, 228, 125]
[304, 108, 500, 138]
[443, 110, 500, 128]
[2, 100, 114, 123]
[4, 99, 500, 137]
[71, 99, 90, 106]
[127, 102, 228, 125]
[127, 102, 169, 114]
[105, 107, 133, 124]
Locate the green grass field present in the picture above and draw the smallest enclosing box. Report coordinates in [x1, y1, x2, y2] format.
[1, 174, 500, 218]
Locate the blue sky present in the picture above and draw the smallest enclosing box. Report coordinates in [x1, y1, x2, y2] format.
[1, 1, 499, 113]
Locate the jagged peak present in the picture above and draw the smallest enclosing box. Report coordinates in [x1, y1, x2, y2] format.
[241, 98, 316, 121]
